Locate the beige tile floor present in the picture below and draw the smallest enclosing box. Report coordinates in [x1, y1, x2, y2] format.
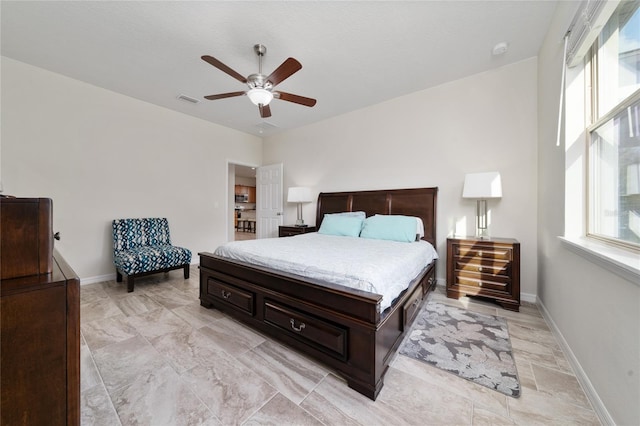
[234, 231, 256, 241]
[81, 267, 600, 425]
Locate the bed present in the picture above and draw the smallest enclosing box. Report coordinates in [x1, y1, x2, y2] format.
[198, 187, 438, 400]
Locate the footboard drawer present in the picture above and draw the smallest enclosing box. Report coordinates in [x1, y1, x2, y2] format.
[264, 300, 347, 360]
[403, 285, 424, 329]
[207, 278, 254, 316]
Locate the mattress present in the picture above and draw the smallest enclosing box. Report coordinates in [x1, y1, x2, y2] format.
[213, 232, 438, 312]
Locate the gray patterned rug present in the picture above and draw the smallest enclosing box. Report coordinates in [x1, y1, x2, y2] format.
[399, 301, 520, 397]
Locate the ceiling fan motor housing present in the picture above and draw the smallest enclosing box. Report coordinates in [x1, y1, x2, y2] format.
[247, 73, 272, 90]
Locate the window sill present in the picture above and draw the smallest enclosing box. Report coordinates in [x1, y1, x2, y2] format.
[559, 236, 640, 285]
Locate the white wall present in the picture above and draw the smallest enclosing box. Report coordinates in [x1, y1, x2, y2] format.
[263, 58, 539, 296]
[235, 176, 256, 186]
[537, 3, 639, 425]
[1, 57, 262, 281]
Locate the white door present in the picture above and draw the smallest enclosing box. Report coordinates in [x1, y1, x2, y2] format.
[256, 163, 283, 238]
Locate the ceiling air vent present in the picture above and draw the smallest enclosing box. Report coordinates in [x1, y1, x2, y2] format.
[255, 121, 278, 133]
[177, 94, 200, 104]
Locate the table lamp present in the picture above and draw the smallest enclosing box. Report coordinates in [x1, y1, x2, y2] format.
[462, 172, 502, 238]
[287, 187, 313, 227]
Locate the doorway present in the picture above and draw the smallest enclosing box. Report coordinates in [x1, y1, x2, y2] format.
[230, 163, 257, 241]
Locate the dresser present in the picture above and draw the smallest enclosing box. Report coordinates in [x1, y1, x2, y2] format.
[0, 197, 80, 425]
[278, 225, 317, 237]
[446, 237, 520, 311]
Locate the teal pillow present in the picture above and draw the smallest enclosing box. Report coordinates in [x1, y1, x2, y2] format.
[318, 215, 364, 237]
[360, 215, 417, 243]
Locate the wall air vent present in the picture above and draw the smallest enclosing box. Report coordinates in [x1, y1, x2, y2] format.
[177, 94, 200, 104]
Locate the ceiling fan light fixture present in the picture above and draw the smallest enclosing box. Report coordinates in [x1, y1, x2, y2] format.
[247, 88, 273, 106]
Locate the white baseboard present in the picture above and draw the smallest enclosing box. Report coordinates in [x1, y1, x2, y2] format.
[520, 292, 537, 304]
[537, 300, 614, 426]
[80, 261, 199, 286]
[81, 273, 116, 285]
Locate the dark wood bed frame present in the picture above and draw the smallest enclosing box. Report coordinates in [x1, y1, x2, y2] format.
[198, 187, 438, 400]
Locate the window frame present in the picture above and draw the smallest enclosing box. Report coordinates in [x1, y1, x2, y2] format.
[585, 26, 640, 252]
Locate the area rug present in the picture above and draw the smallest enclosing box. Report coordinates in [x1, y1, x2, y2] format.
[399, 301, 520, 397]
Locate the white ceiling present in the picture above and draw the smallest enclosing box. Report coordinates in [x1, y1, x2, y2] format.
[1, 1, 558, 137]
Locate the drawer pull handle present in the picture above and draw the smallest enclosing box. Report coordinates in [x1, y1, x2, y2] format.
[478, 251, 483, 256]
[221, 290, 231, 299]
[478, 282, 483, 287]
[478, 266, 483, 272]
[290, 319, 306, 332]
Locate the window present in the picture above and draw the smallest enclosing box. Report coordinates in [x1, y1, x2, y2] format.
[588, 0, 640, 250]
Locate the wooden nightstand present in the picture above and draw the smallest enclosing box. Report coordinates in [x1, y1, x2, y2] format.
[446, 237, 520, 312]
[279, 225, 317, 237]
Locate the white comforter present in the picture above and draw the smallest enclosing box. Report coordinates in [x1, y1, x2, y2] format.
[213, 233, 438, 312]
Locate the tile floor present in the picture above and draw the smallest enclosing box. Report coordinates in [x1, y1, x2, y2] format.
[81, 267, 600, 425]
[234, 231, 256, 241]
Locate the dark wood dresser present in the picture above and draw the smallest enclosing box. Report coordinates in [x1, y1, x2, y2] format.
[446, 236, 520, 311]
[1, 197, 80, 425]
[278, 225, 317, 237]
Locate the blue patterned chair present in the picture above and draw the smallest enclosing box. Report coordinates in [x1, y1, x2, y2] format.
[112, 218, 192, 292]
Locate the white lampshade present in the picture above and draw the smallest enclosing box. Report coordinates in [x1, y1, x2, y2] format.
[462, 172, 503, 199]
[247, 88, 273, 106]
[287, 187, 313, 203]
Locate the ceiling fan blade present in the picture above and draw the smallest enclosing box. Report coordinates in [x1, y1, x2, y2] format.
[266, 58, 302, 87]
[204, 91, 246, 101]
[275, 91, 317, 107]
[201, 55, 247, 83]
[259, 104, 272, 118]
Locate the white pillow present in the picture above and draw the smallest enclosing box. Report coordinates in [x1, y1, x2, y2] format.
[415, 217, 425, 239]
[325, 211, 366, 219]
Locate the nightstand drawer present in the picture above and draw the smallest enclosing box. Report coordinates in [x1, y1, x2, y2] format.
[454, 259, 511, 279]
[454, 274, 509, 292]
[453, 244, 513, 261]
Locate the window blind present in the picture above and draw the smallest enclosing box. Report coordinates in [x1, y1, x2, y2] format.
[557, 0, 620, 147]
[565, 0, 619, 67]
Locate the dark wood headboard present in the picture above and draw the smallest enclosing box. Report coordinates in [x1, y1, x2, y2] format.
[315, 187, 438, 247]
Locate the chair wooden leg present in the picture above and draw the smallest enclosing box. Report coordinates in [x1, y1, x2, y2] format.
[116, 271, 123, 282]
[183, 264, 190, 279]
[127, 276, 134, 292]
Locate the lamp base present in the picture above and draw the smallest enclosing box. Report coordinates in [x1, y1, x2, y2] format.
[476, 227, 489, 239]
[295, 203, 306, 227]
[475, 200, 489, 239]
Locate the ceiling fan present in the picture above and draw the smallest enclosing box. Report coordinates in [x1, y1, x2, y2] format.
[201, 44, 317, 118]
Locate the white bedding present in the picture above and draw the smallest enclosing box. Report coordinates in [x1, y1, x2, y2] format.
[213, 233, 438, 312]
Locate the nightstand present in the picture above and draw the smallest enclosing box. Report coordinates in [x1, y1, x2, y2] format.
[279, 225, 317, 237]
[446, 237, 520, 312]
